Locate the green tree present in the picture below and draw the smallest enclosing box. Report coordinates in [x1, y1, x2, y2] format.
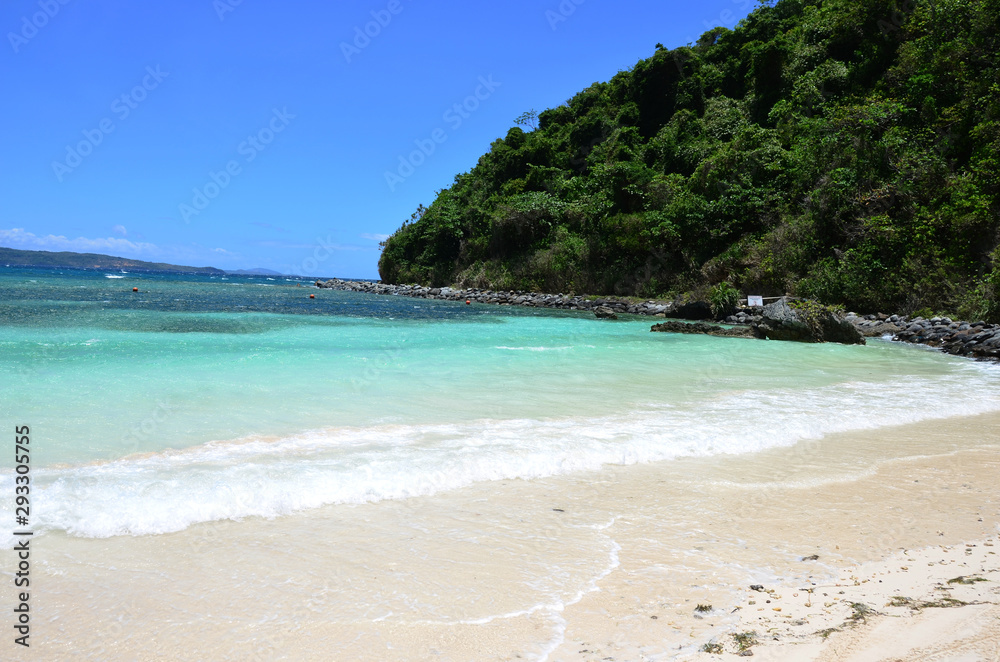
[514, 109, 539, 131]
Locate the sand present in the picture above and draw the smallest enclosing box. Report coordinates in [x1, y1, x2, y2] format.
[716, 539, 1000, 661]
[18, 411, 1000, 660]
[527, 411, 1000, 662]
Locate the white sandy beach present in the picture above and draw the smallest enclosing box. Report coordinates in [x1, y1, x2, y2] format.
[19, 410, 1000, 660]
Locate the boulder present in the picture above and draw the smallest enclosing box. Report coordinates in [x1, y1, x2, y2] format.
[751, 299, 865, 345]
[594, 306, 618, 320]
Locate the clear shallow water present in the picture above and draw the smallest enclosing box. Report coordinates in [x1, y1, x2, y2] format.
[2, 266, 999, 545]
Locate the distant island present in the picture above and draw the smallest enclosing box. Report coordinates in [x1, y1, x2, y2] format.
[0, 247, 226, 274]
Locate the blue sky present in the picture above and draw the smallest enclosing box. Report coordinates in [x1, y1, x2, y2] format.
[1, 0, 757, 278]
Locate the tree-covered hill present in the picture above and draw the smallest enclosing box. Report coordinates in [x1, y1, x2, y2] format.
[378, 0, 1000, 320]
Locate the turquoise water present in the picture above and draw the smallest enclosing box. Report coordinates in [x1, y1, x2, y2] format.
[2, 266, 999, 544]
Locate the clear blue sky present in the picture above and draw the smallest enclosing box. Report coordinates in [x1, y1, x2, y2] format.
[1, 0, 757, 278]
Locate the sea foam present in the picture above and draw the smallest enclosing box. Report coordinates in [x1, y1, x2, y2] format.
[2, 366, 997, 545]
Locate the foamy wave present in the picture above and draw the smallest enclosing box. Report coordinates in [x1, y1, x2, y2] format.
[1, 367, 998, 544]
[104, 274, 125, 279]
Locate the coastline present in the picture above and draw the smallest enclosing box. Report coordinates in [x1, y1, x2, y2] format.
[315, 278, 1000, 360]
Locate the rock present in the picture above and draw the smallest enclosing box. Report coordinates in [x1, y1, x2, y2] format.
[750, 585, 765, 591]
[665, 300, 714, 321]
[751, 299, 865, 345]
[854, 320, 903, 337]
[650, 321, 755, 338]
[801, 554, 820, 561]
[752, 300, 808, 341]
[593, 306, 618, 320]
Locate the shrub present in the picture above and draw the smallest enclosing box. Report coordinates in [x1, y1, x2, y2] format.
[709, 281, 740, 318]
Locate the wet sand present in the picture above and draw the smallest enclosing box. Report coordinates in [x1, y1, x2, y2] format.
[19, 410, 1000, 660]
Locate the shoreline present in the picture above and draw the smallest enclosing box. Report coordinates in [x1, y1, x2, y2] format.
[315, 278, 1000, 360]
[25, 408, 1000, 659]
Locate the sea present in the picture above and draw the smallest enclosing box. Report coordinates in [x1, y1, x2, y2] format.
[2, 266, 999, 660]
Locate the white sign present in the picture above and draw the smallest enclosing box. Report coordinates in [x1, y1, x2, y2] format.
[748, 295, 764, 307]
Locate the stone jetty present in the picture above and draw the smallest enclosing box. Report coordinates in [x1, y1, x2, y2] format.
[313, 279, 676, 315]
[876, 315, 1000, 359]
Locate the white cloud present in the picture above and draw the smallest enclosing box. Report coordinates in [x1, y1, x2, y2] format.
[359, 233, 390, 242]
[213, 247, 232, 254]
[112, 224, 127, 237]
[0, 228, 159, 256]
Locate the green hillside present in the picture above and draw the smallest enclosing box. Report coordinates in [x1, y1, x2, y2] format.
[0, 247, 225, 274]
[378, 0, 1000, 320]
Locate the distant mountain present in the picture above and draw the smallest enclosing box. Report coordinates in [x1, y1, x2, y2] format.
[226, 268, 285, 276]
[0, 247, 225, 274]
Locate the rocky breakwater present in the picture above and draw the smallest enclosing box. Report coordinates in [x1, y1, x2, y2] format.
[839, 313, 1000, 359]
[890, 316, 1000, 359]
[313, 279, 677, 316]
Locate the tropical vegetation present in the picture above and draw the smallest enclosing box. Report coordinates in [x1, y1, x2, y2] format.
[379, 0, 1000, 320]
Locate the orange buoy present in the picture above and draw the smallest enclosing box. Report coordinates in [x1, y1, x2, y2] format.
[465, 299, 471, 305]
[309, 294, 315, 299]
[132, 287, 138, 292]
